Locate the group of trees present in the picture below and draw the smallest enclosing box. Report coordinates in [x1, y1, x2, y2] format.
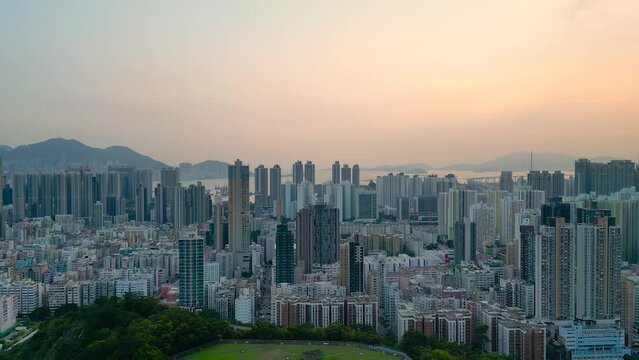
[3, 295, 234, 360]
[400, 331, 509, 360]
[2, 295, 510, 360]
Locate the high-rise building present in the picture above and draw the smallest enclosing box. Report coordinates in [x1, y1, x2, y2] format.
[292, 160, 304, 185]
[92, 201, 104, 229]
[497, 321, 545, 360]
[228, 160, 250, 255]
[269, 165, 281, 206]
[526, 170, 564, 198]
[535, 217, 575, 320]
[541, 200, 572, 226]
[304, 161, 315, 184]
[213, 192, 224, 251]
[341, 164, 351, 182]
[203, 262, 220, 283]
[234, 288, 255, 324]
[178, 234, 204, 309]
[519, 225, 536, 283]
[357, 190, 377, 220]
[575, 159, 636, 195]
[470, 203, 495, 252]
[274, 223, 295, 284]
[527, 171, 551, 198]
[575, 217, 621, 320]
[135, 183, 150, 222]
[499, 171, 514, 192]
[157, 167, 181, 225]
[332, 161, 341, 184]
[296, 204, 340, 273]
[444, 188, 478, 240]
[12, 173, 26, 221]
[599, 197, 639, 263]
[551, 171, 565, 198]
[621, 274, 639, 346]
[340, 241, 364, 294]
[454, 218, 476, 264]
[500, 197, 525, 243]
[254, 165, 269, 217]
[352, 164, 360, 187]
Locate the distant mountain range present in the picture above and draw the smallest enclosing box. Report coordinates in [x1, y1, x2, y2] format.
[440, 152, 622, 172]
[0, 138, 167, 174]
[365, 164, 433, 174]
[0, 139, 629, 178]
[0, 138, 234, 179]
[177, 160, 230, 181]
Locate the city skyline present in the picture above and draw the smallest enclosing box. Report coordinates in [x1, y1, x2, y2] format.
[2, 1, 639, 166]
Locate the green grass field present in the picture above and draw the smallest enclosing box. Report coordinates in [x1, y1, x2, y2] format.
[182, 342, 400, 360]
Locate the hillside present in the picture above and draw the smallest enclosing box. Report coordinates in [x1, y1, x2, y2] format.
[1, 138, 168, 173]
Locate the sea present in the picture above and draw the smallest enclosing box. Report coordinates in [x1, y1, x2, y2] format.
[178, 169, 535, 192]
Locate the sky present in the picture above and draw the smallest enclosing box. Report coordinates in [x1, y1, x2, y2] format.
[0, 0, 638, 167]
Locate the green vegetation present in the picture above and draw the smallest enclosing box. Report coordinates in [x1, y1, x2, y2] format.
[1, 295, 234, 360]
[184, 343, 396, 360]
[399, 332, 510, 360]
[1, 295, 510, 360]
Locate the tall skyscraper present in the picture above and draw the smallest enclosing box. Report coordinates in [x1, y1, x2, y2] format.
[575, 217, 621, 320]
[12, 174, 26, 221]
[621, 274, 639, 346]
[340, 241, 364, 294]
[341, 164, 351, 182]
[332, 161, 341, 184]
[269, 165, 281, 206]
[454, 218, 476, 264]
[551, 171, 565, 198]
[178, 234, 204, 308]
[500, 196, 525, 243]
[184, 181, 210, 225]
[536, 217, 575, 320]
[445, 188, 478, 240]
[292, 160, 304, 184]
[92, 201, 104, 228]
[135, 183, 150, 222]
[304, 161, 315, 184]
[213, 192, 224, 251]
[519, 225, 536, 283]
[296, 204, 340, 273]
[599, 197, 639, 263]
[254, 164, 269, 217]
[575, 159, 636, 195]
[274, 224, 295, 284]
[228, 160, 250, 255]
[499, 171, 514, 192]
[352, 164, 360, 187]
[469, 203, 495, 252]
[158, 167, 180, 225]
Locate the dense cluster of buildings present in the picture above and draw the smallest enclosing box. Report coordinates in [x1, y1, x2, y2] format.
[1, 157, 639, 359]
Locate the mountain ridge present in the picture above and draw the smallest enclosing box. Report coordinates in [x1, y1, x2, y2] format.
[439, 151, 624, 172]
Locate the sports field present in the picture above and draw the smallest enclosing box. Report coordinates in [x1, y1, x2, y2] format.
[182, 342, 400, 360]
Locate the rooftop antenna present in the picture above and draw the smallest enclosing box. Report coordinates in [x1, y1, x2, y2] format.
[530, 151, 533, 172]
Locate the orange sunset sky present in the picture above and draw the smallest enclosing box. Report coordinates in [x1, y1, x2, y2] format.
[1, 0, 638, 167]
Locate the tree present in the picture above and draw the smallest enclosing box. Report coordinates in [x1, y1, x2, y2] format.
[422, 349, 456, 360]
[29, 306, 51, 322]
[53, 303, 79, 317]
[473, 325, 489, 351]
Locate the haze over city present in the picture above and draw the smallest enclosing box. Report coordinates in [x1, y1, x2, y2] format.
[4, 1, 639, 360]
[1, 0, 639, 166]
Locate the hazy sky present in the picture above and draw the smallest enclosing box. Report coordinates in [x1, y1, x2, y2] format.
[1, 1, 638, 167]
